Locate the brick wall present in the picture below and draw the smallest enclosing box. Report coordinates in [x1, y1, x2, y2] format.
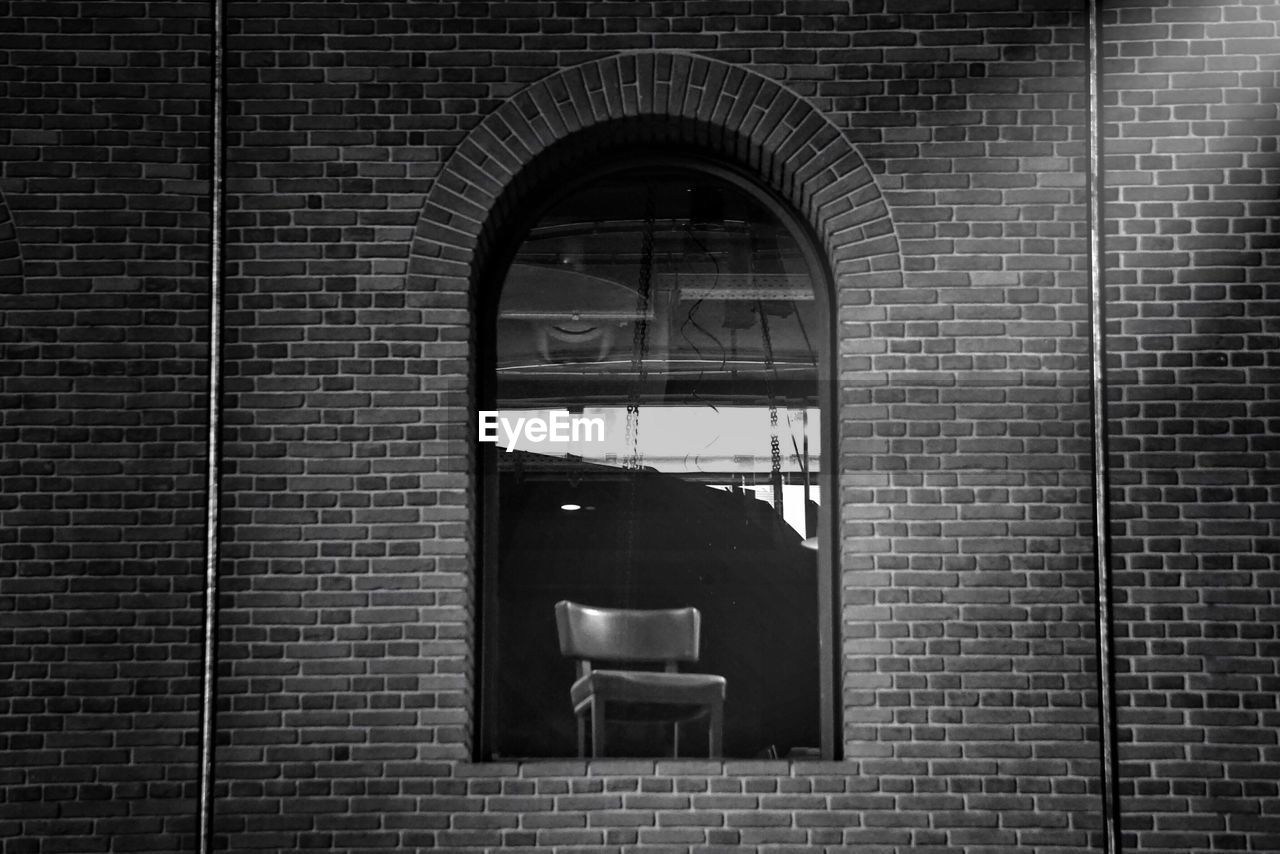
[1102, 1, 1280, 852]
[0, 2, 209, 852]
[4, 1, 1278, 853]
[217, 1, 1099, 851]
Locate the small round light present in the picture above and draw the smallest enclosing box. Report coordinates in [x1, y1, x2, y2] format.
[560, 503, 582, 511]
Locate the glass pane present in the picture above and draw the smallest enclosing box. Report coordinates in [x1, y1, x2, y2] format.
[488, 167, 822, 759]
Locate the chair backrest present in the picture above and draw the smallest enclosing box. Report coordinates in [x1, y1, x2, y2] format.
[555, 600, 701, 667]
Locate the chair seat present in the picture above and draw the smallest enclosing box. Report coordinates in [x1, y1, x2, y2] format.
[555, 601, 726, 757]
[571, 670, 726, 712]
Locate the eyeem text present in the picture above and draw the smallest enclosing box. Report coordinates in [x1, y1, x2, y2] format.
[478, 410, 606, 452]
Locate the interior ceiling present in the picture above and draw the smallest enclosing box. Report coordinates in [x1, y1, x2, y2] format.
[496, 168, 821, 407]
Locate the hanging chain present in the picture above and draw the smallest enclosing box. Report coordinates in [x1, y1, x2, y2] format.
[757, 300, 783, 510]
[624, 187, 656, 471]
[770, 414, 781, 475]
[622, 185, 657, 606]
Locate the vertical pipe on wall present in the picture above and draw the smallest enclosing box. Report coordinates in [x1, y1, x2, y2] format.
[1088, 1, 1123, 852]
[197, 0, 225, 851]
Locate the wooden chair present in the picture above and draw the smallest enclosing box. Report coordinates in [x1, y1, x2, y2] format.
[554, 600, 726, 758]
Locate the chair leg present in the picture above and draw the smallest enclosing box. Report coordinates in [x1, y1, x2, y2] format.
[707, 702, 723, 759]
[576, 712, 587, 758]
[672, 721, 679, 759]
[590, 699, 605, 758]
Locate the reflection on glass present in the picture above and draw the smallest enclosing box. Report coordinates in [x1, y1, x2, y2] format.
[490, 405, 819, 535]
[488, 168, 823, 759]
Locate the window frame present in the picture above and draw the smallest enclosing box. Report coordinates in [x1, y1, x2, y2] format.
[475, 151, 841, 761]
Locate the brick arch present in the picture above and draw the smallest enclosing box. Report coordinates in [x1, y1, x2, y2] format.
[408, 51, 901, 299]
[406, 51, 904, 758]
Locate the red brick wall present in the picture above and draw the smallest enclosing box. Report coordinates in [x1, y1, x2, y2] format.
[1102, 1, 1280, 851]
[0, 2, 209, 852]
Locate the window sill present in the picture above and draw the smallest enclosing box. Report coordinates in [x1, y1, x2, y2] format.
[456, 758, 853, 776]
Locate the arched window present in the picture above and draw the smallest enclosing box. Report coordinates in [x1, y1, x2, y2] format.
[478, 160, 834, 760]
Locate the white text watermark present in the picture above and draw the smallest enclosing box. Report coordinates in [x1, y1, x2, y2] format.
[478, 410, 606, 452]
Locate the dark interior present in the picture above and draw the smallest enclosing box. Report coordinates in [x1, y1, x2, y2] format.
[491, 453, 821, 759]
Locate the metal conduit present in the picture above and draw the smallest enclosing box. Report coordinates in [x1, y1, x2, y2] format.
[1088, 1, 1123, 851]
[197, 0, 225, 852]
